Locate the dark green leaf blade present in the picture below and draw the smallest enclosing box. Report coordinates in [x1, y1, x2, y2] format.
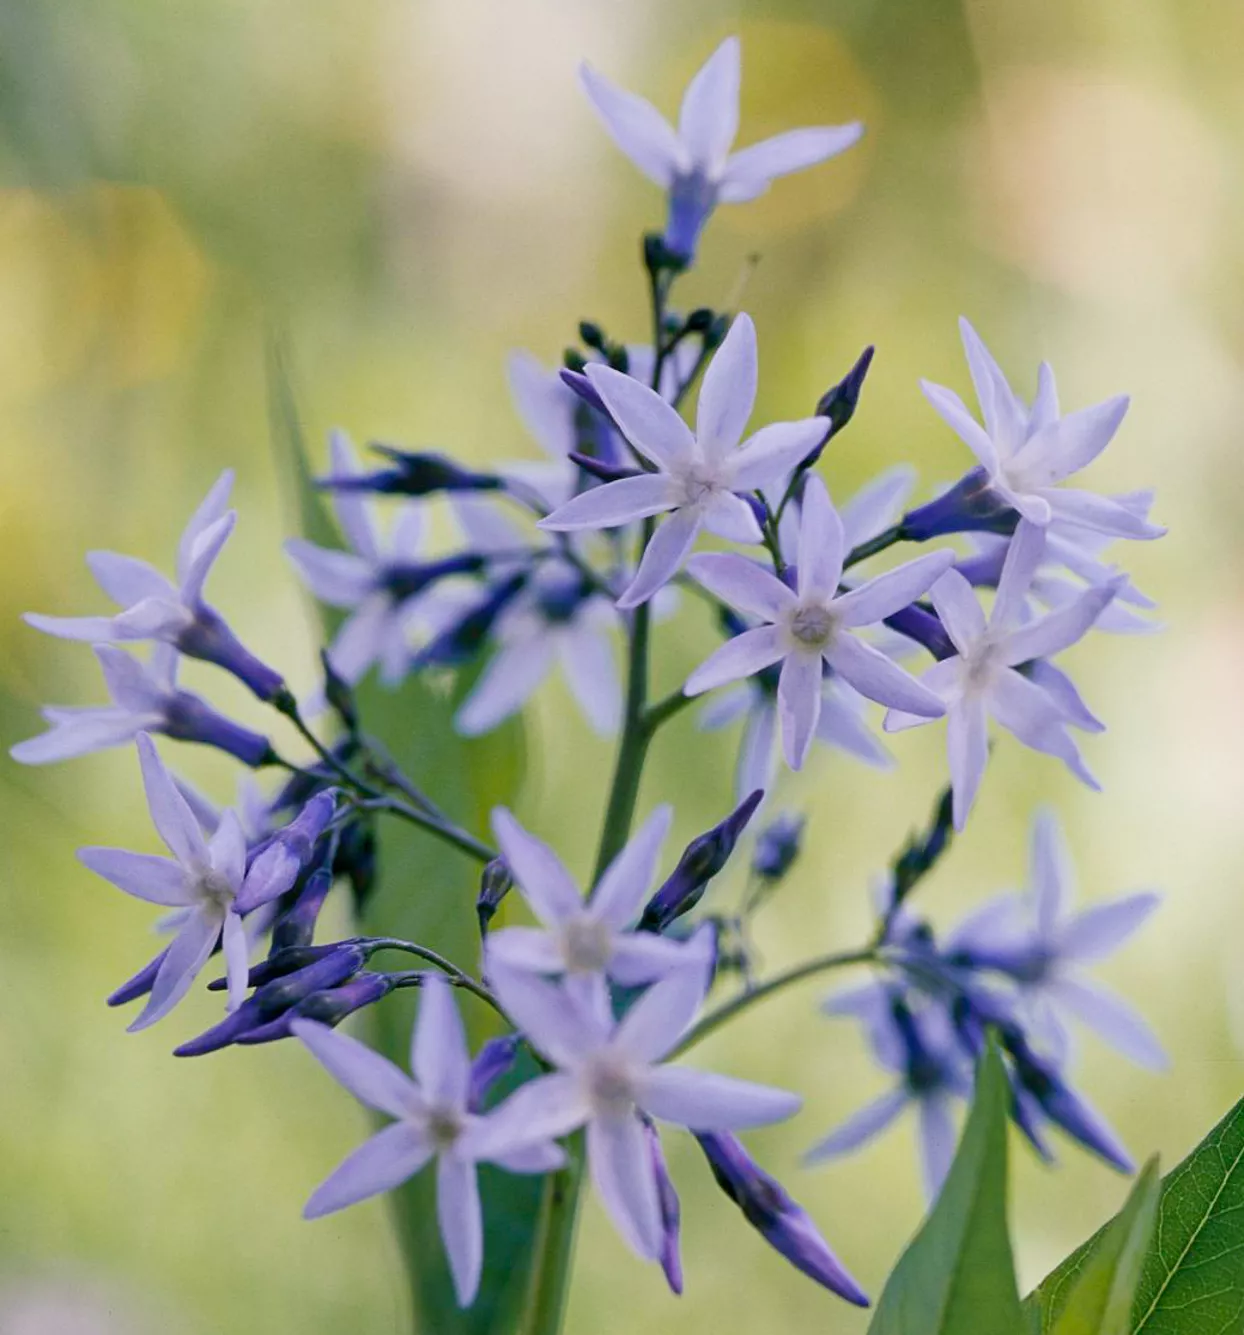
[269, 349, 539, 1333]
[1028, 1096, 1244, 1335]
[867, 1041, 1027, 1335]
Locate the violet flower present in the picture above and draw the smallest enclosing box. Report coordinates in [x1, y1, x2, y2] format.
[24, 470, 284, 701]
[885, 522, 1122, 828]
[684, 476, 952, 769]
[581, 36, 862, 259]
[538, 314, 827, 607]
[293, 975, 565, 1308]
[77, 733, 250, 1030]
[480, 964, 801, 1262]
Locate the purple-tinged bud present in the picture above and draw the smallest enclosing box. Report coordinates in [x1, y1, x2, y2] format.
[238, 972, 398, 1045]
[883, 603, 957, 662]
[381, 554, 487, 603]
[751, 813, 805, 883]
[739, 491, 769, 532]
[235, 791, 337, 914]
[414, 572, 528, 669]
[901, 469, 1020, 542]
[319, 446, 501, 498]
[640, 791, 764, 934]
[468, 1034, 522, 1113]
[176, 604, 286, 702]
[953, 545, 1007, 590]
[162, 690, 276, 767]
[107, 948, 168, 1007]
[813, 345, 874, 448]
[560, 369, 609, 416]
[642, 1117, 683, 1296]
[566, 450, 641, 485]
[176, 945, 367, 1056]
[270, 864, 336, 952]
[694, 1133, 869, 1307]
[890, 787, 954, 908]
[206, 942, 341, 993]
[477, 857, 513, 938]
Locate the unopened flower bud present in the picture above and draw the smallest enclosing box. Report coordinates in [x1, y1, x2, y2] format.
[643, 1116, 683, 1295]
[334, 818, 378, 909]
[567, 451, 640, 485]
[814, 345, 874, 441]
[235, 790, 337, 914]
[239, 972, 397, 1045]
[901, 468, 1020, 542]
[559, 369, 609, 416]
[578, 320, 605, 351]
[319, 447, 501, 498]
[107, 948, 168, 1007]
[695, 1132, 869, 1306]
[467, 1034, 522, 1113]
[684, 307, 715, 333]
[413, 572, 528, 669]
[640, 791, 763, 933]
[751, 813, 805, 883]
[477, 857, 513, 937]
[270, 864, 336, 952]
[207, 942, 341, 993]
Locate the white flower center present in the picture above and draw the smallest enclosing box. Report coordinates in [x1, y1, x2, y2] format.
[426, 1104, 466, 1152]
[560, 917, 614, 975]
[584, 1053, 639, 1118]
[195, 869, 236, 912]
[787, 603, 837, 651]
[676, 462, 721, 509]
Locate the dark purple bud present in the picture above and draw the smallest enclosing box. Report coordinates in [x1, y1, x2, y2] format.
[238, 972, 398, 1045]
[162, 690, 276, 767]
[813, 346, 874, 449]
[695, 1133, 869, 1307]
[643, 229, 689, 276]
[640, 791, 764, 933]
[318, 447, 501, 498]
[477, 857, 513, 938]
[207, 941, 341, 992]
[567, 450, 641, 485]
[413, 572, 528, 669]
[107, 948, 168, 1007]
[890, 787, 954, 907]
[235, 791, 337, 915]
[176, 945, 367, 1056]
[883, 603, 957, 661]
[643, 1117, 683, 1296]
[468, 1034, 522, 1113]
[901, 469, 1020, 542]
[559, 369, 608, 416]
[953, 545, 1007, 590]
[751, 813, 805, 883]
[381, 553, 487, 603]
[176, 605, 286, 702]
[270, 864, 336, 952]
[335, 818, 378, 909]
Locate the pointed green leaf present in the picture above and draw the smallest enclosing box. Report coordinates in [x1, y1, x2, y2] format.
[268, 350, 539, 1333]
[1030, 1159, 1160, 1335]
[867, 1041, 1027, 1335]
[1026, 1096, 1244, 1335]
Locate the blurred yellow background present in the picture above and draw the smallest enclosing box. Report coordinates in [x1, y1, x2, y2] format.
[1, 0, 1241, 1330]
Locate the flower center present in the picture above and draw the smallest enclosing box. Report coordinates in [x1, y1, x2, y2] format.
[584, 1054, 638, 1117]
[788, 604, 836, 651]
[677, 463, 720, 509]
[560, 917, 614, 975]
[426, 1104, 465, 1152]
[196, 869, 236, 911]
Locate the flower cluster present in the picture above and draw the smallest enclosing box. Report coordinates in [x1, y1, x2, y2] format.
[10, 32, 1165, 1321]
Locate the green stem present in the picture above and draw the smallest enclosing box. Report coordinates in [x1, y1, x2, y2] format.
[843, 522, 904, 569]
[669, 947, 877, 1059]
[519, 1132, 586, 1335]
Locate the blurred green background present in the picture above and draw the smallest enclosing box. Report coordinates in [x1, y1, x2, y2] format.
[1, 0, 1241, 1330]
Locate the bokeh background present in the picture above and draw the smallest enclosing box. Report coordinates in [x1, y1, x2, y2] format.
[1, 0, 1241, 1330]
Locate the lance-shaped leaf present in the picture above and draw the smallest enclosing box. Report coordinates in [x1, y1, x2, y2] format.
[867, 1039, 1027, 1335]
[1026, 1096, 1244, 1334]
[1026, 1159, 1160, 1335]
[270, 348, 537, 1334]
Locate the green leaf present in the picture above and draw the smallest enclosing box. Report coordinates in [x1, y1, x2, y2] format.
[268, 349, 539, 1333]
[1028, 1159, 1160, 1335]
[1026, 1096, 1244, 1335]
[867, 1041, 1027, 1335]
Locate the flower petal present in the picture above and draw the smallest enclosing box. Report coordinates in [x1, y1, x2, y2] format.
[917, 1093, 958, 1201]
[701, 490, 763, 543]
[484, 926, 564, 975]
[486, 967, 607, 1067]
[77, 848, 193, 906]
[579, 63, 684, 187]
[10, 711, 148, 765]
[472, 1073, 590, 1157]
[795, 476, 845, 601]
[840, 465, 917, 549]
[719, 124, 864, 202]
[456, 637, 557, 737]
[324, 596, 392, 685]
[589, 1113, 664, 1260]
[508, 350, 577, 460]
[834, 550, 955, 628]
[490, 808, 584, 925]
[23, 613, 120, 642]
[538, 473, 677, 533]
[292, 1019, 420, 1119]
[129, 909, 220, 1031]
[803, 1088, 908, 1161]
[685, 626, 786, 698]
[921, 379, 999, 473]
[947, 696, 989, 830]
[614, 954, 711, 1063]
[304, 1121, 433, 1219]
[591, 804, 672, 928]
[686, 553, 794, 621]
[617, 508, 703, 608]
[136, 733, 209, 870]
[678, 35, 740, 174]
[437, 1156, 484, 1306]
[826, 635, 946, 718]
[777, 651, 822, 769]
[180, 511, 235, 605]
[284, 540, 375, 607]
[729, 419, 827, 492]
[816, 687, 892, 768]
[175, 470, 234, 586]
[558, 625, 622, 735]
[327, 431, 382, 563]
[957, 318, 1023, 456]
[609, 932, 709, 986]
[584, 364, 697, 470]
[87, 551, 177, 606]
[1046, 977, 1166, 1069]
[1012, 395, 1129, 488]
[1029, 809, 1072, 941]
[640, 1067, 800, 1131]
[695, 311, 755, 457]
[1057, 893, 1160, 964]
[412, 974, 471, 1108]
[1000, 579, 1120, 666]
[1041, 488, 1165, 540]
[736, 697, 778, 801]
[929, 570, 987, 654]
[221, 910, 250, 1013]
[991, 520, 1047, 633]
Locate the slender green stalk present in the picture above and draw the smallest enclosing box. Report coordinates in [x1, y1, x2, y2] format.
[843, 522, 905, 569]
[669, 947, 878, 1058]
[518, 1132, 587, 1335]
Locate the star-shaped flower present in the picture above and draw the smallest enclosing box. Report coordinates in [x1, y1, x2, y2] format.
[484, 807, 708, 984]
[481, 964, 800, 1261]
[921, 318, 1164, 539]
[77, 733, 250, 1030]
[286, 431, 464, 688]
[293, 975, 565, 1307]
[581, 36, 863, 258]
[885, 522, 1122, 828]
[539, 314, 827, 607]
[948, 811, 1164, 1068]
[684, 476, 952, 768]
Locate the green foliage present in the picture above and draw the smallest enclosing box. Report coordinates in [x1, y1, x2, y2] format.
[1026, 1096, 1244, 1334]
[268, 349, 538, 1334]
[867, 1041, 1027, 1335]
[1027, 1162, 1160, 1335]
